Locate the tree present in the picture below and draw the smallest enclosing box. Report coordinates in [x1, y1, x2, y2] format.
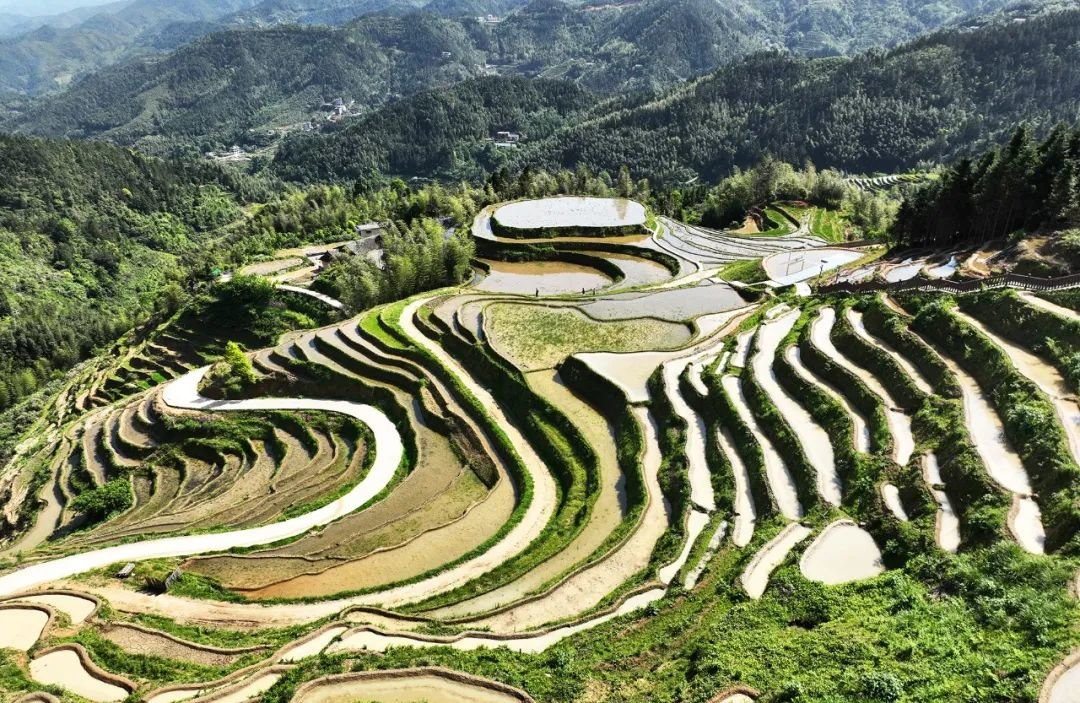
[223, 341, 257, 386]
[617, 165, 634, 198]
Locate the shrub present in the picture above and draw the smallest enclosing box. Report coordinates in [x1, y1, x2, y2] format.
[859, 672, 903, 702]
[70, 477, 133, 521]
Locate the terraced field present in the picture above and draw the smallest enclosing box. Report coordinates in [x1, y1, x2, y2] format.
[0, 196, 1079, 703]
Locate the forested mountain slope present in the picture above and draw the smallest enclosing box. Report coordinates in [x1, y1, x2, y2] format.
[268, 10, 1080, 183]
[272, 76, 592, 182]
[9, 17, 487, 154]
[1, 0, 1066, 130]
[521, 9, 1080, 181]
[0, 1, 131, 39]
[0, 135, 253, 411]
[893, 124, 1080, 250]
[0, 0, 269, 94]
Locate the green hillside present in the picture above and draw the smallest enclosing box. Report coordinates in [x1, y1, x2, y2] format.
[269, 10, 1080, 182]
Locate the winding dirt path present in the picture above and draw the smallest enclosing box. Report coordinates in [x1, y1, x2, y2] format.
[276, 284, 344, 310]
[1018, 291, 1080, 323]
[0, 368, 404, 598]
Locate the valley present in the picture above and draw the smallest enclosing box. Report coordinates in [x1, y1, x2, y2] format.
[1, 1, 1080, 700]
[0, 191, 1079, 702]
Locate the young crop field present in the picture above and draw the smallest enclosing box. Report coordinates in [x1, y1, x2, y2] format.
[1, 196, 1080, 703]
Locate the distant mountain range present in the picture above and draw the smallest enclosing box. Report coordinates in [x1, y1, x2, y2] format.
[0, 0, 1068, 95]
[269, 9, 1080, 183]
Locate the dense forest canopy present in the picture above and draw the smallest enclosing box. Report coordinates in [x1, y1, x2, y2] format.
[893, 124, 1080, 248]
[0, 135, 270, 411]
[264, 10, 1080, 185]
[271, 77, 593, 183]
[3, 0, 1074, 161]
[519, 10, 1080, 182]
[0, 0, 1064, 98]
[3, 17, 489, 155]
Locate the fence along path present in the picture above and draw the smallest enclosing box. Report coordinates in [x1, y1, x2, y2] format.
[818, 271, 1080, 297]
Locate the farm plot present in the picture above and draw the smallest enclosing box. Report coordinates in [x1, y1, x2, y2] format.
[597, 253, 674, 288]
[185, 323, 513, 597]
[0, 366, 405, 598]
[50, 401, 373, 555]
[293, 669, 535, 703]
[485, 302, 692, 371]
[740, 523, 812, 598]
[656, 218, 825, 271]
[474, 260, 612, 295]
[578, 281, 746, 322]
[799, 520, 884, 585]
[8, 227, 1080, 703]
[426, 367, 628, 620]
[751, 310, 841, 506]
[954, 309, 1080, 468]
[913, 332, 1044, 553]
[30, 646, 130, 702]
[811, 308, 914, 466]
[491, 197, 646, 230]
[721, 374, 803, 520]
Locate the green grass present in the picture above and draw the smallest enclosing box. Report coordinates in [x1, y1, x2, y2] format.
[760, 207, 796, 236]
[66, 629, 238, 687]
[257, 540, 1080, 703]
[718, 258, 767, 284]
[359, 307, 406, 350]
[811, 207, 845, 242]
[485, 302, 692, 370]
[0, 650, 59, 696]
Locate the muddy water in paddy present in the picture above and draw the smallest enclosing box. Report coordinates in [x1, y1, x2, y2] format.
[598, 253, 673, 288]
[30, 648, 128, 702]
[427, 369, 627, 620]
[0, 607, 48, 650]
[457, 407, 670, 632]
[741, 523, 812, 599]
[16, 593, 97, 623]
[915, 317, 1045, 553]
[1046, 654, 1080, 703]
[881, 484, 909, 521]
[786, 346, 871, 454]
[846, 309, 934, 395]
[581, 281, 745, 322]
[923, 453, 961, 553]
[296, 673, 529, 703]
[956, 309, 1080, 469]
[753, 311, 842, 506]
[716, 427, 757, 547]
[721, 374, 803, 520]
[800, 520, 884, 585]
[474, 260, 612, 295]
[812, 309, 914, 466]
